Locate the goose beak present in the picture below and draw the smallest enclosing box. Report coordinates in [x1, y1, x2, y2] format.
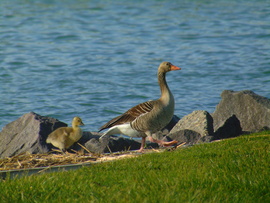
[171, 65, 181, 71]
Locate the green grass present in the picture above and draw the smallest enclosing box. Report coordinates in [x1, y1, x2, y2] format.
[1, 131, 269, 203]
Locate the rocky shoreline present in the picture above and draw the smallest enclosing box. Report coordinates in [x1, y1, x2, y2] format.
[1, 90, 270, 159]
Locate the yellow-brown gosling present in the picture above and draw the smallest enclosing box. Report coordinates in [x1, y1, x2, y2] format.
[46, 116, 84, 152]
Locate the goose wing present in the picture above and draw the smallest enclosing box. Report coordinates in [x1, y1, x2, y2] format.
[99, 100, 155, 131]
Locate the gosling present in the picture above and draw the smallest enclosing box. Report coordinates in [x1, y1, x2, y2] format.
[46, 116, 84, 152]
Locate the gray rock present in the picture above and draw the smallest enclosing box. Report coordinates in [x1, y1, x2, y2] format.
[70, 131, 101, 152]
[0, 112, 67, 158]
[170, 110, 214, 137]
[212, 90, 270, 132]
[105, 137, 142, 153]
[82, 131, 112, 154]
[166, 129, 202, 145]
[213, 115, 242, 140]
[85, 138, 107, 154]
[199, 135, 214, 143]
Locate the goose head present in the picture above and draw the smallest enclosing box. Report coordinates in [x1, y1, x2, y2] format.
[72, 116, 85, 127]
[158, 62, 181, 73]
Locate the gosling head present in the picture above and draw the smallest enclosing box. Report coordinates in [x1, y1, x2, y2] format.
[158, 61, 181, 73]
[72, 116, 84, 127]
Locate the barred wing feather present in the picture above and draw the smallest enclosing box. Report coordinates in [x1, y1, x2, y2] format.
[99, 101, 154, 131]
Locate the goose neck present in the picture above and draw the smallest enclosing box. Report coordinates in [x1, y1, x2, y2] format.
[158, 71, 172, 102]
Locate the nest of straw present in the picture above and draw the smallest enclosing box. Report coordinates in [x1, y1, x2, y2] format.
[0, 143, 185, 171]
[0, 150, 101, 171]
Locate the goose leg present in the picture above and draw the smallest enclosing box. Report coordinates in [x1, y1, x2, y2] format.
[148, 136, 178, 147]
[138, 137, 146, 153]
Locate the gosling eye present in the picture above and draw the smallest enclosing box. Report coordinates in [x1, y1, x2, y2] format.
[166, 62, 170, 66]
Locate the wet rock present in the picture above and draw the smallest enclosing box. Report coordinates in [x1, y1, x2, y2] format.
[213, 115, 242, 140]
[0, 112, 67, 158]
[212, 90, 270, 132]
[170, 110, 214, 137]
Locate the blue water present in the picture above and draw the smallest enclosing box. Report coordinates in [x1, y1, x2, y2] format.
[1, 0, 270, 131]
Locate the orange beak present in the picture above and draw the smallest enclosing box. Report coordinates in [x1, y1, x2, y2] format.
[171, 65, 181, 71]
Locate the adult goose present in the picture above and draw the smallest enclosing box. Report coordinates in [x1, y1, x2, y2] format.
[46, 117, 84, 152]
[99, 62, 180, 152]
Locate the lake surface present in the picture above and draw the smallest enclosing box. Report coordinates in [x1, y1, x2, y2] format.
[1, 0, 270, 131]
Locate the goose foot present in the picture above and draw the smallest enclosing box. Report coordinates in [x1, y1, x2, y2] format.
[148, 137, 178, 147]
[161, 140, 178, 147]
[137, 148, 144, 153]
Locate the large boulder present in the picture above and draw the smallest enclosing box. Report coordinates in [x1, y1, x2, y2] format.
[212, 90, 270, 132]
[170, 110, 214, 137]
[165, 110, 214, 145]
[0, 112, 67, 158]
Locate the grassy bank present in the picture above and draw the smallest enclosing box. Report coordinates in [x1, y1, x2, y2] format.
[1, 132, 269, 203]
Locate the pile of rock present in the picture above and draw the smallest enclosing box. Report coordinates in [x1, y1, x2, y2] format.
[0, 90, 269, 159]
